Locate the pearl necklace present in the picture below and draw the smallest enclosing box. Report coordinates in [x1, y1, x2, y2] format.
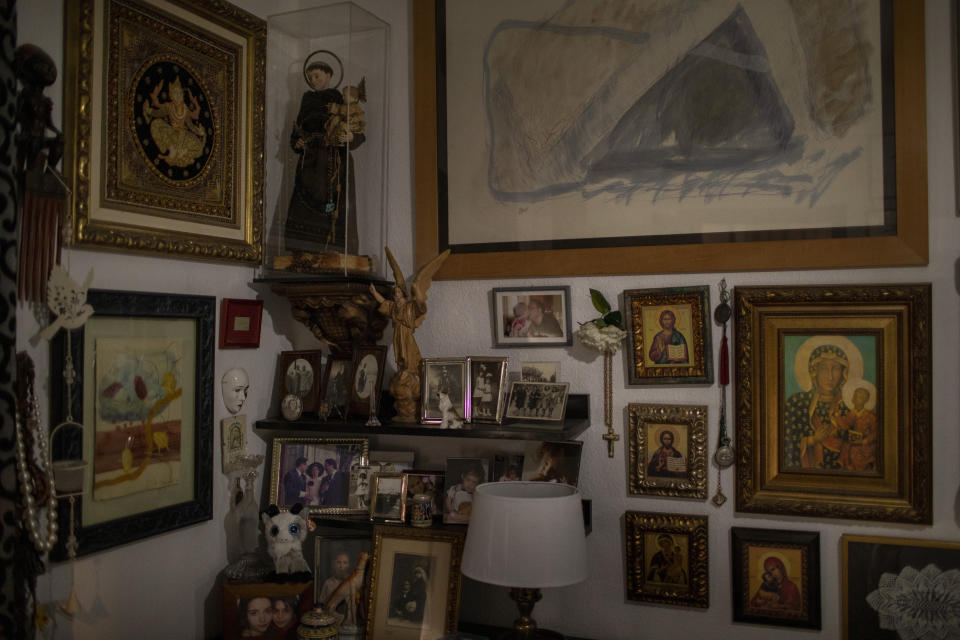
[15, 382, 59, 552]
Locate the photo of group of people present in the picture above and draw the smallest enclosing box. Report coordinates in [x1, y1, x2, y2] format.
[273, 439, 365, 512]
[387, 553, 434, 627]
[493, 287, 572, 347]
[505, 381, 569, 421]
[222, 583, 311, 640]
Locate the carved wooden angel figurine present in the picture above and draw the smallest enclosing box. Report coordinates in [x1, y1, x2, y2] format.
[369, 248, 450, 422]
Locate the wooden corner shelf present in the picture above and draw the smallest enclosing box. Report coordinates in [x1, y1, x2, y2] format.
[255, 394, 591, 442]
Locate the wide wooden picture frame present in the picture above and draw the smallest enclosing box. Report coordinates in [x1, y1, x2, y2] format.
[412, 0, 927, 279]
[841, 534, 960, 640]
[64, 0, 265, 263]
[624, 511, 708, 608]
[731, 527, 821, 630]
[219, 298, 263, 348]
[366, 525, 465, 639]
[628, 403, 707, 500]
[50, 289, 215, 559]
[624, 286, 712, 385]
[268, 437, 369, 515]
[277, 350, 323, 415]
[734, 284, 932, 523]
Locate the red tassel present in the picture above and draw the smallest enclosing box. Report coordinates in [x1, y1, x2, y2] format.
[719, 334, 729, 386]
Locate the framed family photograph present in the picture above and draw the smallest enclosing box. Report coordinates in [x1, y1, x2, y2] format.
[526, 441, 582, 485]
[505, 381, 569, 422]
[732, 527, 821, 629]
[64, 0, 265, 263]
[349, 345, 386, 417]
[50, 289, 214, 560]
[366, 526, 465, 639]
[734, 284, 932, 523]
[413, 1, 927, 279]
[520, 361, 560, 382]
[841, 535, 960, 640]
[624, 286, 712, 385]
[222, 581, 311, 640]
[628, 403, 707, 499]
[370, 472, 408, 523]
[420, 358, 469, 424]
[321, 354, 352, 420]
[625, 511, 709, 608]
[443, 458, 488, 525]
[314, 534, 373, 632]
[492, 286, 572, 347]
[219, 298, 263, 348]
[468, 356, 508, 423]
[268, 437, 369, 515]
[278, 350, 323, 414]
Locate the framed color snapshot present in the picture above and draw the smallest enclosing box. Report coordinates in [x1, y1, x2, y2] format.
[268, 437, 369, 515]
[504, 381, 569, 422]
[624, 286, 712, 385]
[413, 1, 927, 279]
[64, 0, 265, 262]
[219, 298, 263, 348]
[366, 525, 465, 639]
[349, 345, 386, 417]
[624, 511, 708, 608]
[628, 403, 707, 500]
[842, 535, 960, 640]
[222, 581, 311, 639]
[420, 358, 469, 424]
[50, 290, 215, 559]
[467, 356, 508, 423]
[491, 286, 572, 347]
[314, 534, 373, 627]
[731, 527, 821, 630]
[734, 284, 932, 523]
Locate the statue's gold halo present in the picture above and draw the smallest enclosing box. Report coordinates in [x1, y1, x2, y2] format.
[793, 335, 864, 392]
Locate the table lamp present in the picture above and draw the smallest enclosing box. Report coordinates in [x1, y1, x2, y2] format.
[461, 482, 588, 639]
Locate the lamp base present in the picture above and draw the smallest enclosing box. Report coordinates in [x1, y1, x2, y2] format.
[499, 588, 567, 640]
[496, 629, 565, 640]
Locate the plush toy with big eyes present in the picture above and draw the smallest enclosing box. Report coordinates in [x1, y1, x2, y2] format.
[261, 503, 311, 574]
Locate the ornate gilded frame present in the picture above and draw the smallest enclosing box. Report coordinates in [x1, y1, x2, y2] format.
[731, 527, 821, 629]
[267, 437, 369, 515]
[366, 525, 465, 639]
[628, 403, 707, 499]
[734, 284, 932, 523]
[624, 286, 712, 385]
[625, 511, 708, 608]
[413, 0, 927, 279]
[63, 0, 265, 262]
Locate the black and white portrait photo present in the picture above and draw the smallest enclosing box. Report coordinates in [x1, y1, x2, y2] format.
[387, 553, 435, 628]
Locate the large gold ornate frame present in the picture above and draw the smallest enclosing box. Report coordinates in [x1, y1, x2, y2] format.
[628, 403, 708, 500]
[624, 510, 709, 608]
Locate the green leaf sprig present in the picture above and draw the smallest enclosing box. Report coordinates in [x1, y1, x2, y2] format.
[588, 289, 623, 329]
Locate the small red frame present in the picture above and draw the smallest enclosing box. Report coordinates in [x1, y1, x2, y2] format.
[219, 298, 263, 349]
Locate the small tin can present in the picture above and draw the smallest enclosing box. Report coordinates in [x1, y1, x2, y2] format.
[410, 493, 433, 527]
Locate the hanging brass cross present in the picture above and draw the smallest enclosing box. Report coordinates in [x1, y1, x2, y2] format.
[602, 428, 620, 457]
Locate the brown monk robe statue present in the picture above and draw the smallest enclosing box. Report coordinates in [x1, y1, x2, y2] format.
[369, 248, 450, 422]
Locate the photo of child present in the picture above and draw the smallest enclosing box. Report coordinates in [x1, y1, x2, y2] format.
[443, 458, 488, 524]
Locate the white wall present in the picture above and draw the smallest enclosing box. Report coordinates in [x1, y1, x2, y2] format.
[18, 1, 960, 639]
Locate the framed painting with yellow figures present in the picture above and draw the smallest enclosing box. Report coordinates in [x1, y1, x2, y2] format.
[731, 527, 821, 629]
[49, 290, 215, 559]
[628, 403, 707, 499]
[63, 0, 265, 262]
[624, 286, 712, 385]
[734, 284, 932, 523]
[624, 511, 708, 608]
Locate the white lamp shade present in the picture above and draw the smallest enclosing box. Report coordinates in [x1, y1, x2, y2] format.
[461, 482, 588, 588]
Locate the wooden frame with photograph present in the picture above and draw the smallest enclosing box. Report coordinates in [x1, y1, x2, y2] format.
[624, 286, 712, 385]
[349, 345, 386, 417]
[219, 298, 263, 348]
[628, 403, 707, 500]
[49, 289, 214, 560]
[366, 525, 465, 639]
[64, 0, 265, 263]
[222, 581, 312, 639]
[314, 533, 373, 626]
[731, 527, 821, 630]
[369, 472, 408, 523]
[491, 286, 572, 347]
[841, 534, 960, 640]
[412, 1, 927, 279]
[504, 381, 569, 422]
[734, 284, 932, 523]
[625, 511, 708, 608]
[321, 353, 353, 420]
[268, 437, 369, 515]
[467, 356, 508, 424]
[277, 350, 323, 414]
[420, 358, 469, 424]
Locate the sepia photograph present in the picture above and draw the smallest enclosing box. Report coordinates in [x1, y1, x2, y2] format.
[370, 472, 407, 522]
[468, 356, 508, 423]
[314, 535, 373, 633]
[520, 361, 560, 382]
[420, 358, 469, 424]
[278, 350, 323, 413]
[505, 381, 569, 422]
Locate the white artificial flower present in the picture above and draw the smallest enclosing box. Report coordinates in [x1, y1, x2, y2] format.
[576, 322, 627, 354]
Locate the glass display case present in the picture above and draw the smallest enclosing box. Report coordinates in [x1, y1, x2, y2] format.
[262, 2, 389, 280]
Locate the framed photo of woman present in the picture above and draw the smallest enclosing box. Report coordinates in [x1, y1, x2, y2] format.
[731, 527, 821, 629]
[321, 354, 353, 420]
[348, 345, 386, 417]
[222, 581, 312, 640]
[277, 350, 323, 414]
[735, 284, 932, 523]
